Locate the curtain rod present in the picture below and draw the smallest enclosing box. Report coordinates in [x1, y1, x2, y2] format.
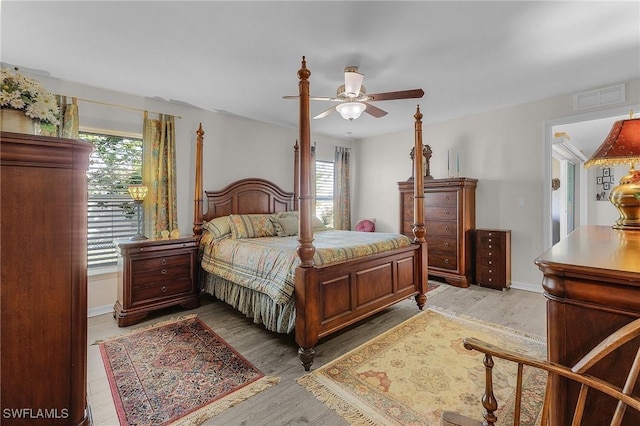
[72, 97, 183, 119]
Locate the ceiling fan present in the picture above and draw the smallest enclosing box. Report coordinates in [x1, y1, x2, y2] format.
[283, 66, 424, 121]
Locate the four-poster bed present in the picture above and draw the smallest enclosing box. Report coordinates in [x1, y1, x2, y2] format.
[193, 57, 428, 370]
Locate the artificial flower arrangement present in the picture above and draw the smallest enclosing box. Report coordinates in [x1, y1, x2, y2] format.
[1, 67, 60, 134]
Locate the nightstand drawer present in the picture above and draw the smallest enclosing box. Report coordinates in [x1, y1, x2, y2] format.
[132, 278, 194, 303]
[133, 262, 191, 285]
[132, 252, 191, 272]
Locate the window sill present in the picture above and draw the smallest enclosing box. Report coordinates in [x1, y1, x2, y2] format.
[88, 266, 117, 278]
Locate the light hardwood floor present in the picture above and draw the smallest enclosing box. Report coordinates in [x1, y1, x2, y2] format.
[87, 282, 547, 426]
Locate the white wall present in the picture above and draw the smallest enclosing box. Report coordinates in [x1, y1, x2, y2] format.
[353, 78, 640, 292]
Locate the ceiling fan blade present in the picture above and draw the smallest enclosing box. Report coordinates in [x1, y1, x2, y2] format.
[313, 105, 336, 119]
[368, 89, 425, 102]
[282, 95, 339, 101]
[344, 68, 364, 98]
[363, 102, 388, 118]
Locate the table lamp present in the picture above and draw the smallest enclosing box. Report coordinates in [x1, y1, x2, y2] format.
[127, 184, 148, 240]
[584, 114, 640, 230]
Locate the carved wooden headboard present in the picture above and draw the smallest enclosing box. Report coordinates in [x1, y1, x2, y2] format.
[202, 177, 295, 222]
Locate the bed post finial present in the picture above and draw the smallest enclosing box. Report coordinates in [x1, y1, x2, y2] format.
[193, 123, 205, 236]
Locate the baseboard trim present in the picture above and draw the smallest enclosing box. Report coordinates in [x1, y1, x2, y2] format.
[88, 304, 113, 318]
[511, 281, 543, 293]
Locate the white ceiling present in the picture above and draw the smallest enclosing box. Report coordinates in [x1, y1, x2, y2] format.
[2, 1, 639, 141]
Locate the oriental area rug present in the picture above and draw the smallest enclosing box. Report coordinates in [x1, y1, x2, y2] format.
[297, 307, 547, 426]
[99, 315, 279, 426]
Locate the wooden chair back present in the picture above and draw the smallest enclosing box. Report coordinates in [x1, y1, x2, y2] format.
[442, 318, 640, 426]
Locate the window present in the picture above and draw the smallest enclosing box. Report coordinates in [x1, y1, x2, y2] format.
[82, 132, 143, 268]
[315, 160, 334, 227]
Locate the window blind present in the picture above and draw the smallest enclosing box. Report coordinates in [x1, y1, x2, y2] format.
[315, 160, 334, 227]
[82, 132, 143, 267]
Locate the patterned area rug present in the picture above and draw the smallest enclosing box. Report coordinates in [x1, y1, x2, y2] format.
[99, 315, 279, 425]
[297, 307, 546, 426]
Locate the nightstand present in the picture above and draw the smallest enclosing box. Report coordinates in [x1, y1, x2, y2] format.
[114, 236, 200, 327]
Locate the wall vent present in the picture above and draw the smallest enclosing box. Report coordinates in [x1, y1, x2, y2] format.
[574, 84, 625, 110]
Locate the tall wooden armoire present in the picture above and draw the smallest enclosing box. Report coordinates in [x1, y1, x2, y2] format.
[399, 177, 477, 287]
[1, 131, 92, 425]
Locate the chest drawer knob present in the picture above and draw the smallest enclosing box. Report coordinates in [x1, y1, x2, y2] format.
[444, 242, 449, 247]
[488, 260, 493, 265]
[161, 269, 167, 275]
[162, 286, 167, 293]
[488, 244, 492, 249]
[161, 259, 167, 266]
[444, 258, 449, 264]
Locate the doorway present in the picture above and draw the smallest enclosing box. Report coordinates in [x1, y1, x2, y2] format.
[543, 105, 639, 250]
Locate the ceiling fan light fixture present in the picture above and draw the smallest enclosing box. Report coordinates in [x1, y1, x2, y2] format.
[336, 102, 366, 121]
[344, 69, 364, 98]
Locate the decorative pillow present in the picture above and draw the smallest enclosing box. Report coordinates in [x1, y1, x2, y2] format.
[313, 215, 329, 231]
[202, 216, 231, 239]
[272, 212, 298, 237]
[355, 218, 376, 232]
[229, 214, 277, 239]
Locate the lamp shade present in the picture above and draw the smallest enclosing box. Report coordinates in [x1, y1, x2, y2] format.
[584, 117, 640, 230]
[584, 118, 640, 168]
[128, 184, 148, 201]
[336, 102, 366, 121]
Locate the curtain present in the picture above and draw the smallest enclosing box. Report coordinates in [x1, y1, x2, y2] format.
[334, 146, 351, 230]
[142, 113, 178, 238]
[56, 96, 79, 139]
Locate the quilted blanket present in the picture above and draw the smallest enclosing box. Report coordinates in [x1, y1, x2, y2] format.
[200, 230, 413, 305]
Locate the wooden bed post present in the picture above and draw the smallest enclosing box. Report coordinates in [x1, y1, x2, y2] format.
[296, 57, 315, 267]
[193, 123, 205, 236]
[294, 56, 319, 371]
[413, 106, 428, 308]
[294, 140, 300, 211]
[412, 106, 425, 243]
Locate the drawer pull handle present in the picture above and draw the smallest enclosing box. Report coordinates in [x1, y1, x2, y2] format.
[444, 226, 449, 231]
[444, 242, 449, 247]
[444, 259, 449, 264]
[489, 269, 492, 273]
[488, 278, 493, 282]
[488, 261, 493, 265]
[161, 269, 167, 275]
[488, 245, 492, 249]
[162, 286, 167, 293]
[445, 196, 450, 201]
[161, 259, 167, 265]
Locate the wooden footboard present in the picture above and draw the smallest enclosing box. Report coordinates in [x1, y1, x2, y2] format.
[295, 242, 427, 370]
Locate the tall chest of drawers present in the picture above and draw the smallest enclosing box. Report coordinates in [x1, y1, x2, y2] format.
[475, 229, 511, 290]
[398, 177, 477, 287]
[115, 236, 200, 326]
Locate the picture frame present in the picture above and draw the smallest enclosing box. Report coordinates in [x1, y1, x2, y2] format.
[604, 182, 610, 190]
[603, 168, 610, 177]
[597, 176, 603, 185]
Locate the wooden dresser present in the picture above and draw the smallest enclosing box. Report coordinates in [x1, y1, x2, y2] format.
[115, 236, 200, 326]
[535, 225, 640, 425]
[475, 229, 511, 290]
[399, 177, 477, 287]
[1, 132, 92, 425]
